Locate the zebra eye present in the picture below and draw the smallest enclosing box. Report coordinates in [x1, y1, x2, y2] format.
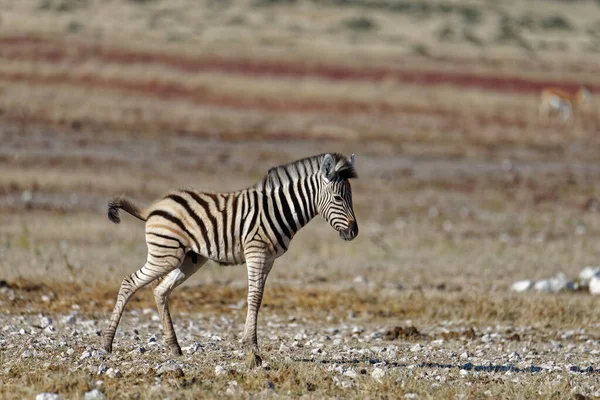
[333, 195, 343, 202]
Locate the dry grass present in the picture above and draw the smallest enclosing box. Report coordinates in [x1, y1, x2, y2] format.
[2, 1, 600, 398]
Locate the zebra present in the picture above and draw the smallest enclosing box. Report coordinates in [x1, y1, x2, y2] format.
[102, 153, 358, 368]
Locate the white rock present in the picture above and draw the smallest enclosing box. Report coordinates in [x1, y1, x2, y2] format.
[84, 389, 106, 400]
[404, 394, 419, 399]
[460, 351, 470, 359]
[215, 365, 228, 376]
[371, 367, 385, 381]
[40, 316, 53, 328]
[533, 280, 553, 293]
[97, 364, 108, 375]
[546, 273, 577, 293]
[579, 267, 600, 287]
[511, 280, 533, 293]
[344, 368, 359, 379]
[590, 276, 600, 295]
[105, 368, 122, 378]
[225, 381, 240, 396]
[410, 344, 423, 352]
[36, 394, 63, 400]
[460, 369, 470, 377]
[183, 342, 203, 355]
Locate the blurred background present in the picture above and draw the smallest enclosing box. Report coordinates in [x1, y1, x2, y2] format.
[1, 0, 600, 293]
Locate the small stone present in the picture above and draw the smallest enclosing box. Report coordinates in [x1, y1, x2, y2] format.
[94, 380, 104, 388]
[105, 368, 122, 378]
[404, 394, 419, 399]
[371, 367, 385, 381]
[225, 381, 240, 396]
[410, 344, 423, 352]
[97, 364, 108, 375]
[21, 350, 33, 359]
[215, 365, 228, 376]
[580, 267, 600, 288]
[352, 326, 364, 335]
[533, 280, 553, 293]
[183, 342, 203, 355]
[511, 280, 533, 293]
[344, 368, 359, 379]
[61, 314, 76, 325]
[41, 295, 51, 303]
[590, 276, 600, 295]
[460, 369, 470, 377]
[36, 394, 63, 400]
[40, 316, 53, 328]
[80, 351, 91, 360]
[460, 351, 470, 360]
[84, 389, 106, 400]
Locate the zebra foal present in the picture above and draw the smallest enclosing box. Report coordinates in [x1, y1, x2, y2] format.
[103, 153, 359, 367]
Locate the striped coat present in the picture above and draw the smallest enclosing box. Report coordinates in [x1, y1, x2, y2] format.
[103, 153, 358, 367]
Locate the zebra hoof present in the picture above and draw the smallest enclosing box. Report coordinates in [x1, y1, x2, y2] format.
[103, 343, 113, 354]
[245, 350, 262, 369]
[170, 344, 183, 357]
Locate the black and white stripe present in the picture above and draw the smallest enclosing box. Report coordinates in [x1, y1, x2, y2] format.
[102, 153, 358, 366]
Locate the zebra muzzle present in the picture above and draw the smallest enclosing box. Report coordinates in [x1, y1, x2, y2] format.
[340, 220, 358, 241]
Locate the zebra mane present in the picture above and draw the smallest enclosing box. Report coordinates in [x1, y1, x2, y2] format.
[259, 153, 357, 190]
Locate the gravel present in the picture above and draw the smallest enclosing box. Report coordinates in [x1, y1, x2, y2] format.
[3, 308, 599, 398]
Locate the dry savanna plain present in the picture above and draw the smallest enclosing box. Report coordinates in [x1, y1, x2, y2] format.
[2, 0, 600, 399]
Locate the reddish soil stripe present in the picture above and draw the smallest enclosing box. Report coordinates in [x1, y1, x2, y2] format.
[0, 36, 596, 94]
[0, 71, 528, 131]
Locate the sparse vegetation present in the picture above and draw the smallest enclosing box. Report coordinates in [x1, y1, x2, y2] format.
[344, 16, 377, 31]
[1, 0, 600, 398]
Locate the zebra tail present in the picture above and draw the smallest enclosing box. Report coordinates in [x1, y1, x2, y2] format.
[107, 196, 148, 224]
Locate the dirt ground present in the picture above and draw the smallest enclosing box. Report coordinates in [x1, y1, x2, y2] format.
[2, 1, 600, 399]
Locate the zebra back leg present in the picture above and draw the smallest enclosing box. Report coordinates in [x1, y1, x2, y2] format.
[103, 245, 186, 353]
[242, 255, 274, 369]
[151, 252, 207, 356]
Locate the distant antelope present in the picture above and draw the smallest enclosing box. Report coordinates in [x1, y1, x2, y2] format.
[539, 86, 593, 124]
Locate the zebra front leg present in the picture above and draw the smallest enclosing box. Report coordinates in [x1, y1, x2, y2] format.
[152, 253, 207, 356]
[242, 256, 273, 369]
[103, 250, 183, 353]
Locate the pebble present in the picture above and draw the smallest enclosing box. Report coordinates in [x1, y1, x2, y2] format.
[344, 368, 359, 379]
[371, 367, 385, 381]
[410, 344, 423, 352]
[84, 389, 106, 400]
[40, 316, 53, 328]
[183, 342, 203, 355]
[590, 276, 600, 295]
[579, 267, 600, 288]
[225, 381, 241, 396]
[511, 280, 533, 292]
[97, 364, 108, 375]
[61, 314, 77, 325]
[105, 368, 122, 378]
[404, 394, 419, 399]
[215, 365, 228, 376]
[36, 394, 63, 400]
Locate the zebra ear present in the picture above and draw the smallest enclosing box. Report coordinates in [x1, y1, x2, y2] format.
[321, 154, 336, 180]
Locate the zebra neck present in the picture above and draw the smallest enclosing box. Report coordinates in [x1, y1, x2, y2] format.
[261, 173, 319, 236]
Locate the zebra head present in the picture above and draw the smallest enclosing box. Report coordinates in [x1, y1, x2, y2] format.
[317, 153, 358, 241]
